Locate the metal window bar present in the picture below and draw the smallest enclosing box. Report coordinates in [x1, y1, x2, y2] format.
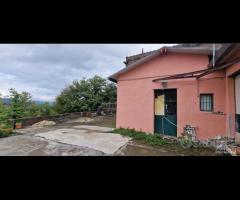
[200, 94, 213, 111]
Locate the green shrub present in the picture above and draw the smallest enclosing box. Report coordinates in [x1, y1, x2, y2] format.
[0, 123, 12, 129]
[113, 128, 169, 146]
[0, 128, 14, 138]
[178, 133, 198, 149]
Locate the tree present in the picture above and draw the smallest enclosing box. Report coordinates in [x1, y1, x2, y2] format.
[39, 102, 55, 116]
[0, 93, 7, 123]
[8, 88, 32, 119]
[103, 82, 117, 103]
[28, 103, 41, 117]
[55, 75, 117, 113]
[0, 89, 58, 126]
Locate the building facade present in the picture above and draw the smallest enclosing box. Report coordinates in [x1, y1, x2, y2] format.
[109, 44, 240, 140]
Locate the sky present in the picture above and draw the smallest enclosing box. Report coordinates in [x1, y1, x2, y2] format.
[0, 44, 176, 101]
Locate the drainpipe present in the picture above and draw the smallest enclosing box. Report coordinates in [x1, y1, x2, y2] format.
[213, 44, 216, 67]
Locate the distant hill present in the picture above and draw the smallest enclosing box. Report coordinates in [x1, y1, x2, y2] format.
[1, 98, 54, 106]
[33, 100, 54, 105]
[2, 98, 11, 105]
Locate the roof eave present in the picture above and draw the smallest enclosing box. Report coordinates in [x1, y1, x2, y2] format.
[168, 48, 213, 55]
[108, 77, 117, 83]
[108, 46, 214, 82]
[208, 44, 234, 68]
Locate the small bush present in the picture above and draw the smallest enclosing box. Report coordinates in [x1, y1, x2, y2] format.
[113, 128, 169, 146]
[178, 132, 199, 149]
[0, 128, 14, 138]
[1, 123, 13, 129]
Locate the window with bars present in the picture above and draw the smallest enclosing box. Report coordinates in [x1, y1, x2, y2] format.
[200, 94, 213, 112]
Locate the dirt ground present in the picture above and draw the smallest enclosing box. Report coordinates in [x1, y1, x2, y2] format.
[0, 116, 216, 156]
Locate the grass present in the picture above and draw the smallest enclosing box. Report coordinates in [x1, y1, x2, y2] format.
[112, 128, 216, 156]
[113, 128, 170, 146]
[0, 128, 15, 138]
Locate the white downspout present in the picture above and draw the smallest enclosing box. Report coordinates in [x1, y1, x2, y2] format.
[213, 44, 216, 67]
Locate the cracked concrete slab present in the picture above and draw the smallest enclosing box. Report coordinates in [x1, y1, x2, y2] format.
[35, 128, 130, 154]
[0, 134, 105, 156]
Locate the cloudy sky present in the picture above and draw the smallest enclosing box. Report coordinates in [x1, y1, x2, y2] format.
[0, 44, 175, 101]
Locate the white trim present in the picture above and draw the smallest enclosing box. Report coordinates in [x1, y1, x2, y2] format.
[235, 74, 240, 114]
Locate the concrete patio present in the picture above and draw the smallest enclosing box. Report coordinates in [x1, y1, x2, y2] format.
[0, 118, 130, 156]
[35, 127, 130, 154]
[0, 116, 216, 156]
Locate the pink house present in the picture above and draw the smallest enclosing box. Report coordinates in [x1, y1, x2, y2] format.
[109, 44, 240, 140]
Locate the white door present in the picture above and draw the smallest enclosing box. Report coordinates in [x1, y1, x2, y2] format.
[235, 74, 240, 133]
[235, 74, 240, 115]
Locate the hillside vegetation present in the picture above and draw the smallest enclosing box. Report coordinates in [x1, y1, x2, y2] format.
[0, 75, 116, 127]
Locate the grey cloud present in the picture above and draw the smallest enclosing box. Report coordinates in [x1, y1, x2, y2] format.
[0, 44, 175, 101]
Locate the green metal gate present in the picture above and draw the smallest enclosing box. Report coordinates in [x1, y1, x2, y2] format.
[154, 89, 177, 137]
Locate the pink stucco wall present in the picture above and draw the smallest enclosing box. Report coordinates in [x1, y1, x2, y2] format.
[116, 52, 233, 140]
